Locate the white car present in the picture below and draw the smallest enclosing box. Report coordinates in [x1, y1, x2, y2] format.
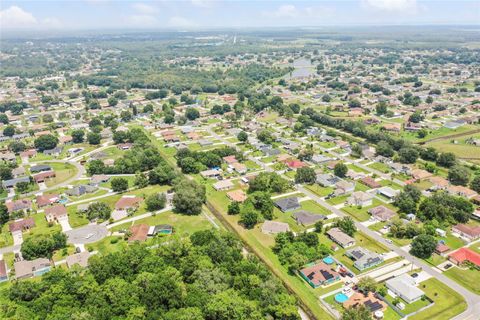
[85, 233, 94, 239]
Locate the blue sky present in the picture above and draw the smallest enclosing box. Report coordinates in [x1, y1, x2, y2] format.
[0, 0, 479, 30]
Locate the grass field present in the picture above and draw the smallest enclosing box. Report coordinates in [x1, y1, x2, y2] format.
[443, 267, 480, 294]
[305, 184, 335, 197]
[409, 278, 467, 320]
[45, 162, 78, 187]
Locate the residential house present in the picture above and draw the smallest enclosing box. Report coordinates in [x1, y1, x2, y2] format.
[334, 180, 355, 196]
[66, 185, 98, 197]
[11, 167, 26, 178]
[1, 176, 30, 189]
[452, 224, 480, 242]
[316, 173, 341, 187]
[0, 152, 16, 163]
[5, 199, 32, 214]
[428, 176, 449, 190]
[327, 227, 356, 248]
[274, 197, 301, 212]
[447, 185, 477, 199]
[385, 274, 424, 304]
[411, 169, 433, 181]
[231, 162, 247, 174]
[299, 262, 341, 288]
[347, 191, 374, 207]
[226, 190, 247, 203]
[368, 205, 396, 222]
[90, 174, 110, 185]
[36, 194, 60, 207]
[360, 177, 381, 189]
[33, 171, 56, 183]
[448, 248, 480, 267]
[293, 210, 327, 226]
[128, 224, 150, 242]
[213, 179, 234, 191]
[311, 154, 333, 164]
[435, 243, 450, 256]
[14, 258, 51, 279]
[45, 205, 68, 223]
[346, 247, 384, 271]
[200, 169, 222, 179]
[376, 186, 400, 199]
[261, 221, 290, 234]
[66, 252, 91, 268]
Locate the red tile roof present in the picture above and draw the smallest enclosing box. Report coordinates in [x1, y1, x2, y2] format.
[128, 224, 149, 242]
[9, 218, 35, 233]
[115, 196, 142, 210]
[449, 248, 480, 267]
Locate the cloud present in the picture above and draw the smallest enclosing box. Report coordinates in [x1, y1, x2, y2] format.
[191, 0, 214, 8]
[0, 5, 62, 29]
[271, 4, 299, 18]
[0, 6, 37, 28]
[132, 3, 158, 15]
[168, 16, 196, 28]
[362, 0, 419, 12]
[127, 14, 158, 27]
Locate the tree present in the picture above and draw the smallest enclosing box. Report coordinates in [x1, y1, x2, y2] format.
[0, 113, 8, 124]
[248, 172, 290, 194]
[376, 141, 394, 158]
[0, 202, 9, 227]
[34, 134, 58, 151]
[173, 179, 206, 215]
[341, 305, 372, 320]
[111, 177, 129, 192]
[134, 172, 149, 188]
[108, 97, 118, 107]
[237, 131, 248, 143]
[185, 108, 200, 121]
[8, 141, 25, 154]
[239, 203, 259, 229]
[375, 101, 388, 115]
[71, 130, 85, 143]
[295, 167, 316, 184]
[394, 185, 422, 214]
[227, 201, 240, 215]
[85, 202, 111, 221]
[470, 175, 480, 193]
[120, 110, 132, 122]
[408, 111, 424, 123]
[87, 132, 101, 145]
[0, 165, 13, 180]
[145, 193, 167, 211]
[21, 231, 66, 260]
[314, 221, 323, 233]
[334, 162, 348, 178]
[3, 125, 15, 137]
[334, 217, 356, 237]
[437, 152, 456, 168]
[357, 276, 378, 294]
[257, 129, 274, 144]
[247, 191, 274, 220]
[398, 147, 419, 164]
[418, 192, 473, 224]
[420, 147, 438, 161]
[410, 234, 436, 259]
[448, 165, 470, 186]
[16, 181, 31, 193]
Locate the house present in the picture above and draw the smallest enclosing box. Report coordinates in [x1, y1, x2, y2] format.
[447, 185, 477, 199]
[347, 191, 374, 207]
[444, 120, 464, 129]
[115, 196, 142, 212]
[382, 123, 401, 132]
[36, 194, 60, 207]
[213, 179, 234, 191]
[285, 160, 307, 169]
[11, 167, 26, 178]
[311, 154, 333, 164]
[299, 262, 341, 288]
[128, 224, 149, 242]
[223, 155, 237, 164]
[66, 252, 90, 268]
[117, 143, 133, 150]
[411, 169, 433, 181]
[90, 174, 109, 185]
[293, 210, 327, 226]
[200, 169, 222, 179]
[327, 227, 356, 248]
[452, 224, 480, 242]
[33, 171, 56, 183]
[45, 205, 68, 223]
[274, 197, 300, 212]
[14, 258, 51, 279]
[435, 243, 450, 256]
[43, 146, 63, 156]
[66, 185, 98, 197]
[428, 176, 449, 190]
[226, 189, 247, 203]
[9, 218, 35, 234]
[316, 173, 340, 187]
[0, 152, 16, 162]
[5, 199, 32, 214]
[20, 149, 37, 159]
[261, 221, 290, 234]
[346, 247, 384, 270]
[198, 139, 213, 147]
[0, 260, 7, 282]
[231, 162, 247, 174]
[376, 186, 400, 199]
[346, 170, 365, 180]
[389, 163, 411, 175]
[368, 205, 396, 222]
[386, 274, 424, 304]
[360, 177, 381, 189]
[448, 248, 480, 267]
[259, 146, 280, 157]
[2, 176, 31, 189]
[334, 180, 355, 196]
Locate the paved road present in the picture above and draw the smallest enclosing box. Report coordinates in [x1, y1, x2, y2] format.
[65, 224, 109, 244]
[297, 185, 480, 320]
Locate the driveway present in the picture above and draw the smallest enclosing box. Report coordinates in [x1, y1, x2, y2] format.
[12, 232, 23, 246]
[58, 216, 72, 232]
[66, 224, 108, 244]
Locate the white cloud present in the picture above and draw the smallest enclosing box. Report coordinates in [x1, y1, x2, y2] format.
[168, 16, 196, 28]
[0, 5, 62, 29]
[132, 3, 158, 15]
[0, 6, 37, 28]
[191, 0, 214, 8]
[271, 4, 299, 18]
[363, 0, 418, 12]
[127, 14, 158, 27]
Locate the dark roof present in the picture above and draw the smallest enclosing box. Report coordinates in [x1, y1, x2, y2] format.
[2, 176, 31, 188]
[293, 210, 326, 225]
[274, 197, 300, 212]
[30, 164, 51, 173]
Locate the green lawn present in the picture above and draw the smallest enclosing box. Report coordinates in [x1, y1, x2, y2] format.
[410, 278, 467, 320]
[342, 199, 397, 222]
[346, 163, 369, 174]
[443, 267, 480, 294]
[22, 212, 62, 241]
[305, 184, 334, 197]
[326, 194, 349, 205]
[368, 162, 391, 173]
[86, 236, 128, 254]
[45, 162, 78, 187]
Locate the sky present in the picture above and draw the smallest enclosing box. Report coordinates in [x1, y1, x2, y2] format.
[0, 0, 479, 31]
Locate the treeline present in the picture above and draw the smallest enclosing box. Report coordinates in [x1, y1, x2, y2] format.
[2, 231, 300, 320]
[176, 147, 244, 174]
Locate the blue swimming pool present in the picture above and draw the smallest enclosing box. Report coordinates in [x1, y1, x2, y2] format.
[323, 256, 334, 265]
[335, 293, 349, 303]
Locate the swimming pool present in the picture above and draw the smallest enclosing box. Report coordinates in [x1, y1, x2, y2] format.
[335, 293, 349, 303]
[323, 256, 334, 265]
